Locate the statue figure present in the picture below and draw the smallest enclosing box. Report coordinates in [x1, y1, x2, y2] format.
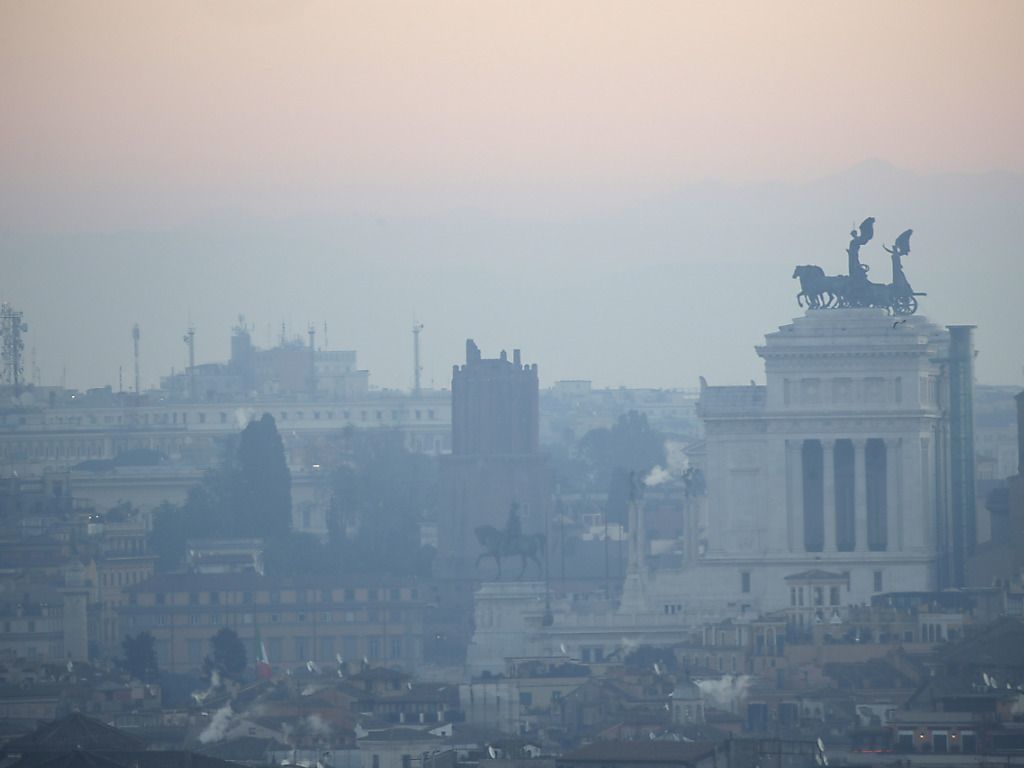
[628, 471, 642, 503]
[682, 467, 706, 498]
[847, 216, 875, 283]
[503, 502, 523, 551]
[792, 217, 922, 315]
[475, 502, 546, 580]
[884, 228, 913, 293]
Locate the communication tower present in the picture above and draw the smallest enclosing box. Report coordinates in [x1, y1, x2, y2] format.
[412, 320, 423, 395]
[183, 325, 196, 400]
[1, 303, 28, 396]
[132, 323, 141, 400]
[307, 323, 317, 395]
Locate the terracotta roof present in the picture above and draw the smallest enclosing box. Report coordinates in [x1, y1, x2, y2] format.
[559, 740, 719, 765]
[941, 617, 1024, 668]
[7, 749, 128, 768]
[6, 714, 145, 753]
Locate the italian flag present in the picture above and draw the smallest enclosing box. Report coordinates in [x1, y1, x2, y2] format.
[255, 625, 272, 680]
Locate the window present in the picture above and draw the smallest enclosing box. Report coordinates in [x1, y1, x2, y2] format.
[320, 636, 334, 660]
[343, 636, 358, 658]
[268, 637, 282, 662]
[390, 637, 402, 659]
[519, 692, 533, 706]
[189, 592, 199, 605]
[741, 572, 751, 593]
[830, 587, 840, 606]
[873, 570, 883, 592]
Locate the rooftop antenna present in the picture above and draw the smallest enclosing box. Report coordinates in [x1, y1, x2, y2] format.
[132, 323, 140, 401]
[1, 303, 28, 396]
[323, 320, 328, 349]
[183, 324, 196, 400]
[307, 323, 317, 395]
[412, 319, 424, 396]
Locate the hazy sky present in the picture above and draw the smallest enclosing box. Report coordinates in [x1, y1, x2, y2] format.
[2, 1, 1023, 391]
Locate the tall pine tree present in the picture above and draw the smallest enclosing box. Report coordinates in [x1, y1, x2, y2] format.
[236, 413, 292, 538]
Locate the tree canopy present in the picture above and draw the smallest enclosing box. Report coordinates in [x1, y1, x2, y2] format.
[577, 411, 665, 526]
[235, 413, 292, 539]
[327, 431, 437, 577]
[205, 627, 248, 680]
[122, 631, 159, 682]
[150, 413, 292, 570]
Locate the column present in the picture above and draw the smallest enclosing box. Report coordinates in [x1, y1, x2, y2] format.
[886, 438, 902, 551]
[786, 440, 802, 553]
[823, 441, 836, 553]
[854, 439, 868, 552]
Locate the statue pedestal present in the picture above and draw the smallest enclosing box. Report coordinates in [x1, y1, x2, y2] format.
[466, 581, 549, 677]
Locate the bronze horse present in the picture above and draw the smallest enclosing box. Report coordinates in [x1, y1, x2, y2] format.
[474, 525, 546, 580]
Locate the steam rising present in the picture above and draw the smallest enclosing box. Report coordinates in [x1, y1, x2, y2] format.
[696, 675, 751, 713]
[644, 440, 688, 487]
[199, 704, 234, 744]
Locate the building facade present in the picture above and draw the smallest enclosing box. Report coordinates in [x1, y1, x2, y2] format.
[685, 308, 963, 609]
[440, 340, 551, 574]
[119, 573, 425, 674]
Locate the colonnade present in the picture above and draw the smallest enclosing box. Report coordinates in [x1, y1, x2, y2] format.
[786, 437, 904, 554]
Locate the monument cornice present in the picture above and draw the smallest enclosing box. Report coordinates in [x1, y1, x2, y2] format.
[703, 413, 942, 435]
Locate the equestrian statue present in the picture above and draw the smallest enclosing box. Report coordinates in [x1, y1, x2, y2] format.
[475, 502, 546, 580]
[793, 218, 925, 315]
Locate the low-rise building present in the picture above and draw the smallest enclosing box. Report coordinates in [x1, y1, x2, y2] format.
[119, 572, 425, 674]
